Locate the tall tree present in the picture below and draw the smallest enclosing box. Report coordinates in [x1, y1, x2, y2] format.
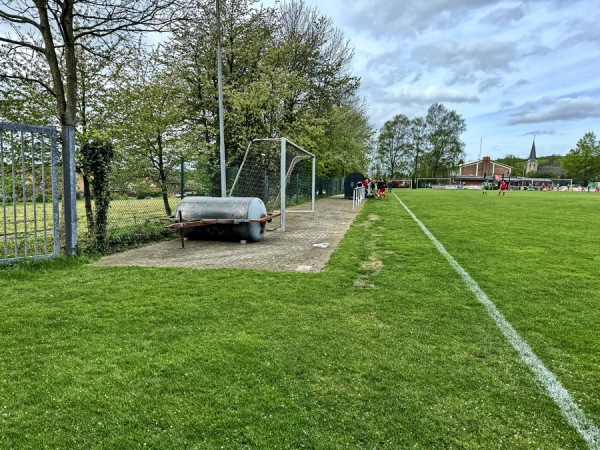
[170, 0, 365, 189]
[313, 99, 372, 177]
[168, 0, 278, 194]
[377, 114, 411, 179]
[272, 0, 359, 134]
[0, 0, 177, 128]
[109, 46, 190, 216]
[562, 132, 600, 185]
[408, 116, 427, 181]
[424, 103, 466, 177]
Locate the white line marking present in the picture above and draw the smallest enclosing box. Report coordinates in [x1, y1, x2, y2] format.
[393, 192, 600, 449]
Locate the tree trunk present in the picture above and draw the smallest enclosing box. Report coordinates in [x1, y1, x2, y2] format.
[156, 134, 172, 216]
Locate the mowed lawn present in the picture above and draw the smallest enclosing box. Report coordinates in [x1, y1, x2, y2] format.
[0, 190, 598, 449]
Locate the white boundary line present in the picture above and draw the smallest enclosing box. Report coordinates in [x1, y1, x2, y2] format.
[393, 192, 600, 449]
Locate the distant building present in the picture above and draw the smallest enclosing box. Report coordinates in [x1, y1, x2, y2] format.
[525, 137, 565, 176]
[526, 138, 538, 173]
[454, 156, 512, 186]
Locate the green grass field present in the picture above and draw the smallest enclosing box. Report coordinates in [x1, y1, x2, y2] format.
[0, 190, 598, 449]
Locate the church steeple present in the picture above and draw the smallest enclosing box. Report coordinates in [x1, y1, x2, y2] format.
[527, 137, 538, 173]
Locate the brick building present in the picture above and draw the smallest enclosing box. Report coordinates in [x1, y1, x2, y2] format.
[454, 156, 513, 186]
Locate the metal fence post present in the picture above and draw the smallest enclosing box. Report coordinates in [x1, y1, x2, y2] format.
[180, 157, 185, 199]
[280, 138, 286, 231]
[62, 126, 77, 254]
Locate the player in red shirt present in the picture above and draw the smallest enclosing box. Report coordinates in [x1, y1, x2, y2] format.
[498, 180, 507, 196]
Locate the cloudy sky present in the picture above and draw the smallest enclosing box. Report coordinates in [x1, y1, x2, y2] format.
[264, 0, 600, 161]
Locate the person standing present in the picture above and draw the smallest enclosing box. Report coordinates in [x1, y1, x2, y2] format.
[482, 180, 488, 194]
[376, 179, 384, 199]
[498, 180, 507, 196]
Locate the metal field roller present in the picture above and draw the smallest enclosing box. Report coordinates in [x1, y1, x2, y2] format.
[169, 197, 279, 247]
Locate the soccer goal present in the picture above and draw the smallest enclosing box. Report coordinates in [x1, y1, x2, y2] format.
[549, 178, 573, 191]
[229, 137, 316, 231]
[392, 178, 412, 189]
[416, 178, 452, 189]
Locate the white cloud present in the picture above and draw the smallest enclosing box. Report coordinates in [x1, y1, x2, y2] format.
[478, 77, 503, 93]
[521, 130, 556, 136]
[384, 85, 480, 106]
[502, 79, 530, 95]
[508, 96, 600, 125]
[479, 6, 525, 26]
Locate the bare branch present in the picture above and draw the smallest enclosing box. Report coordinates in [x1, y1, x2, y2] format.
[0, 9, 41, 29]
[0, 35, 45, 53]
[0, 73, 56, 97]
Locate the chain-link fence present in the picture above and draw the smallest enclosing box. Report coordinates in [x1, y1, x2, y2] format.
[78, 158, 344, 252]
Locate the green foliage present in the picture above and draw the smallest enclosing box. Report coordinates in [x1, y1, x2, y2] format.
[539, 154, 563, 166]
[103, 222, 173, 254]
[81, 139, 115, 252]
[425, 103, 466, 177]
[376, 113, 411, 178]
[376, 104, 466, 179]
[169, 0, 369, 186]
[3, 1, 372, 201]
[561, 131, 600, 183]
[497, 154, 527, 174]
[107, 44, 192, 215]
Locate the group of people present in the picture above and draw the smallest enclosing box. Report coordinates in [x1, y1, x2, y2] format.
[361, 178, 390, 199]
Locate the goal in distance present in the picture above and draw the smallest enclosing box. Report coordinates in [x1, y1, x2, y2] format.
[392, 178, 412, 189]
[229, 138, 316, 231]
[416, 177, 452, 189]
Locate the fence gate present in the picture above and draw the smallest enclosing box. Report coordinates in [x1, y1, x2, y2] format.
[0, 123, 60, 265]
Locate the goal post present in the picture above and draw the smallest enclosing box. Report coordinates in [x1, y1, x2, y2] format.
[416, 178, 452, 189]
[392, 178, 412, 189]
[229, 137, 316, 231]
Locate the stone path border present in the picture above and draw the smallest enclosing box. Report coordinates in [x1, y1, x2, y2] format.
[92, 195, 360, 272]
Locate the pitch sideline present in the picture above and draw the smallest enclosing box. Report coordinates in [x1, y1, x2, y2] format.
[392, 192, 600, 449]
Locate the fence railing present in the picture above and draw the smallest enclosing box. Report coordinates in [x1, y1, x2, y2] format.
[0, 123, 61, 265]
[352, 186, 365, 211]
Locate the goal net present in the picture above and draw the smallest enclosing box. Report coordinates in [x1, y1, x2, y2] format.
[416, 178, 452, 189]
[392, 178, 412, 189]
[229, 138, 315, 231]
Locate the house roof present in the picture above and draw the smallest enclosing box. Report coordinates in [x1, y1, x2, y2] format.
[459, 159, 513, 170]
